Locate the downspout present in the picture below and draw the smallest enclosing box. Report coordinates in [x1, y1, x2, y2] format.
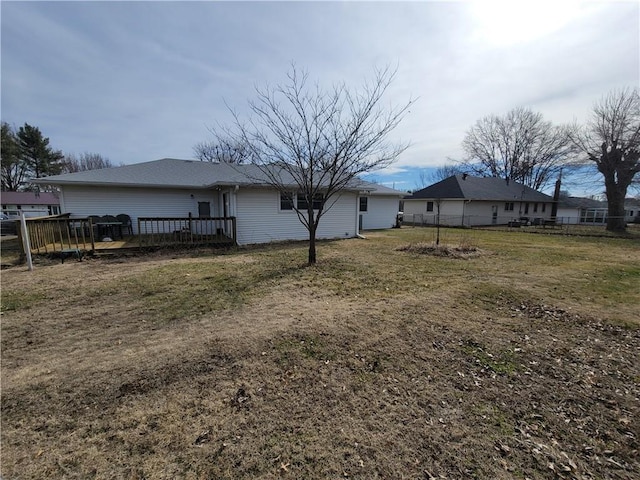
[58, 189, 66, 215]
[231, 186, 239, 244]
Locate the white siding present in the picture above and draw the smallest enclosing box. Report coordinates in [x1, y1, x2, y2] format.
[235, 188, 357, 245]
[403, 199, 553, 226]
[60, 185, 217, 234]
[463, 201, 553, 226]
[360, 195, 401, 230]
[402, 199, 466, 226]
[556, 207, 581, 224]
[60, 185, 359, 244]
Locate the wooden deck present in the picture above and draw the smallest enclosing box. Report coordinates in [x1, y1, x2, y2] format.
[30, 234, 235, 256]
[20, 215, 237, 257]
[94, 237, 140, 251]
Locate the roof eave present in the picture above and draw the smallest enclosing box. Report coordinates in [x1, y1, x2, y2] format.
[34, 179, 211, 189]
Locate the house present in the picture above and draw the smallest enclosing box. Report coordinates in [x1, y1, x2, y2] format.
[402, 174, 554, 226]
[626, 199, 640, 223]
[1, 191, 61, 217]
[557, 196, 640, 225]
[556, 196, 607, 224]
[33, 158, 404, 245]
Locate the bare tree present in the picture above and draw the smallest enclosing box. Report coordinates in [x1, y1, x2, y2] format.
[63, 152, 115, 173]
[570, 87, 640, 232]
[413, 162, 466, 190]
[223, 65, 413, 264]
[193, 136, 252, 164]
[461, 107, 573, 190]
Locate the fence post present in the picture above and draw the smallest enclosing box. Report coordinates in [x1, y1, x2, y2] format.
[20, 213, 33, 271]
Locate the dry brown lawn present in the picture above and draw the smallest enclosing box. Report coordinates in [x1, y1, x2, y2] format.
[1, 228, 639, 479]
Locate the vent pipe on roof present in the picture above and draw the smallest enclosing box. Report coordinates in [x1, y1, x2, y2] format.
[462, 173, 468, 180]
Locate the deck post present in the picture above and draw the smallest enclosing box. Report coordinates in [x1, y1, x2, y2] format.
[88, 217, 95, 251]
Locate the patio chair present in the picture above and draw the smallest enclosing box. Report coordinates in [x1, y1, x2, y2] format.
[116, 213, 133, 236]
[100, 215, 122, 239]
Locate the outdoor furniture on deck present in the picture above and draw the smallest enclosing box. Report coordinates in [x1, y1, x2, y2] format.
[116, 213, 133, 236]
[96, 215, 123, 240]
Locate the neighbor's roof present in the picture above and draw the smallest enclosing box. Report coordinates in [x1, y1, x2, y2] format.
[0, 191, 60, 205]
[557, 196, 607, 209]
[404, 175, 553, 202]
[350, 179, 406, 196]
[33, 158, 405, 196]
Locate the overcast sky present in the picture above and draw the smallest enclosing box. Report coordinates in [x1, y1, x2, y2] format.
[1, 1, 638, 194]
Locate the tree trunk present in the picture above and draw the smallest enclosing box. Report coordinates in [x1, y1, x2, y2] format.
[308, 228, 317, 264]
[607, 185, 627, 232]
[603, 174, 627, 232]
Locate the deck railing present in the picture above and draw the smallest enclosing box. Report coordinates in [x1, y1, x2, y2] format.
[21, 215, 95, 254]
[137, 216, 237, 247]
[16, 215, 236, 256]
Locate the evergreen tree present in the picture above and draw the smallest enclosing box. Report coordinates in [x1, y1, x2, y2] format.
[17, 123, 64, 187]
[1, 122, 27, 191]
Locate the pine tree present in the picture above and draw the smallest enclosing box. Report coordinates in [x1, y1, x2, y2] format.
[17, 123, 64, 187]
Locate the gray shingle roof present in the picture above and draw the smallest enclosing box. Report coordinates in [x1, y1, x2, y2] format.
[557, 196, 607, 209]
[33, 158, 256, 189]
[34, 158, 405, 196]
[404, 175, 553, 202]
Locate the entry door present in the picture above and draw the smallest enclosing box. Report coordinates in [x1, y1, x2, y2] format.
[492, 205, 498, 224]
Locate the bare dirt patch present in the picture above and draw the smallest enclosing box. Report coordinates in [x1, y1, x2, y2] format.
[1, 229, 639, 479]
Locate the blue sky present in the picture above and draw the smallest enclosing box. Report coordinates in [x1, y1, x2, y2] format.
[1, 1, 638, 195]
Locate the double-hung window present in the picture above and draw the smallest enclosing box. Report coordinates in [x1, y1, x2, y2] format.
[281, 192, 324, 211]
[280, 192, 294, 210]
[297, 193, 323, 210]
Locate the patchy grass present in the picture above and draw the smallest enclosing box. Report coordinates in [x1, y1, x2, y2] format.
[1, 227, 639, 479]
[0, 236, 22, 268]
